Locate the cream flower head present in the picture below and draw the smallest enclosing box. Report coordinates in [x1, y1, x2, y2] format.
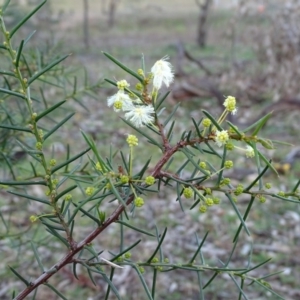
[215, 130, 229, 147]
[151, 57, 174, 90]
[124, 104, 155, 127]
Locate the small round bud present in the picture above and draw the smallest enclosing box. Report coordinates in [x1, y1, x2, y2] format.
[222, 178, 231, 185]
[120, 175, 129, 184]
[31, 113, 37, 120]
[85, 187, 95, 196]
[223, 96, 237, 114]
[225, 142, 234, 150]
[264, 183, 272, 189]
[245, 145, 255, 158]
[105, 182, 112, 190]
[156, 266, 163, 271]
[199, 162, 207, 169]
[35, 142, 42, 151]
[224, 160, 233, 169]
[137, 69, 144, 76]
[38, 129, 44, 138]
[124, 252, 131, 259]
[199, 204, 207, 213]
[234, 184, 244, 196]
[117, 256, 123, 262]
[114, 100, 123, 110]
[183, 187, 193, 199]
[117, 79, 130, 90]
[23, 78, 28, 84]
[138, 266, 145, 274]
[145, 176, 155, 185]
[52, 179, 58, 185]
[64, 194, 72, 201]
[205, 198, 214, 206]
[135, 83, 143, 91]
[134, 197, 144, 207]
[258, 195, 266, 203]
[164, 258, 169, 263]
[126, 134, 138, 147]
[228, 125, 239, 134]
[96, 162, 103, 172]
[50, 159, 56, 166]
[3, 41, 7, 47]
[215, 130, 229, 147]
[277, 191, 285, 197]
[213, 197, 220, 204]
[202, 118, 211, 127]
[151, 257, 159, 263]
[147, 72, 154, 80]
[204, 188, 212, 195]
[45, 189, 51, 196]
[30, 215, 38, 223]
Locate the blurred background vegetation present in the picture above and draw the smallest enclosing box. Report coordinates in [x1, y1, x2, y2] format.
[1, 0, 300, 299]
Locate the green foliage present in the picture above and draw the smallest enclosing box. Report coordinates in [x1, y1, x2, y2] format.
[0, 1, 298, 300]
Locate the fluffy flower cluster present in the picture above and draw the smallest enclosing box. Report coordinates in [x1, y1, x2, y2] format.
[151, 57, 174, 90]
[107, 57, 174, 127]
[223, 96, 237, 115]
[245, 145, 255, 158]
[107, 79, 154, 127]
[215, 130, 229, 147]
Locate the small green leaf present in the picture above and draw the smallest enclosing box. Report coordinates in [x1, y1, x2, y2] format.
[201, 110, 222, 131]
[30, 242, 44, 272]
[72, 203, 101, 226]
[109, 178, 127, 209]
[103, 52, 144, 83]
[163, 103, 180, 127]
[133, 265, 153, 300]
[0, 180, 47, 186]
[15, 40, 24, 68]
[147, 227, 167, 263]
[43, 112, 75, 141]
[55, 185, 77, 202]
[111, 240, 141, 262]
[189, 232, 209, 264]
[244, 112, 272, 136]
[0, 123, 31, 132]
[257, 138, 274, 150]
[51, 147, 90, 174]
[28, 54, 70, 85]
[10, 0, 47, 38]
[257, 151, 278, 176]
[8, 190, 50, 205]
[0, 88, 25, 100]
[36, 100, 66, 122]
[8, 266, 30, 286]
[2, 0, 10, 12]
[44, 283, 68, 300]
[121, 117, 163, 150]
[203, 272, 218, 289]
[116, 220, 155, 237]
[24, 30, 36, 46]
[156, 91, 170, 110]
[0, 70, 15, 77]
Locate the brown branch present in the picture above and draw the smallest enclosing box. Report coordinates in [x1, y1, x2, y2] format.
[15, 132, 216, 299]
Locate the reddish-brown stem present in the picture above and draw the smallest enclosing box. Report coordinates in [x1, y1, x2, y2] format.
[15, 130, 215, 299]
